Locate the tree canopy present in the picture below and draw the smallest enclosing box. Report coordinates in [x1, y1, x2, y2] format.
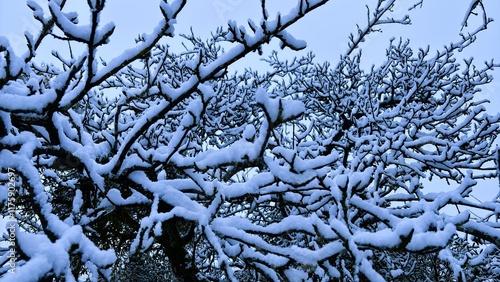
[1, 0, 500, 281]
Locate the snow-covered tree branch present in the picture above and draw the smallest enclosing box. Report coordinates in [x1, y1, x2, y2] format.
[0, 0, 499, 281]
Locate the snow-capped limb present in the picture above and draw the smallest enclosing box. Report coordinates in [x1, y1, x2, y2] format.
[0, 38, 25, 87]
[159, 0, 186, 20]
[276, 30, 307, 51]
[48, 1, 93, 43]
[90, 9, 181, 88]
[256, 87, 305, 125]
[11, 226, 116, 282]
[0, 51, 89, 114]
[108, 1, 325, 175]
[0, 152, 116, 281]
[458, 221, 500, 247]
[461, 0, 489, 31]
[47, 0, 112, 62]
[210, 216, 344, 266]
[359, 259, 385, 282]
[26, 0, 46, 24]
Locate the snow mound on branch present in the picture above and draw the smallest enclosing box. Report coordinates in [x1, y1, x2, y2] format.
[255, 88, 304, 123]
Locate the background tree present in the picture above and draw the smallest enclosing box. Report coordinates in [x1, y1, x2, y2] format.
[0, 0, 499, 281]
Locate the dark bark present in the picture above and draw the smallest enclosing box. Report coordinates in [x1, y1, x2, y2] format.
[157, 201, 200, 282]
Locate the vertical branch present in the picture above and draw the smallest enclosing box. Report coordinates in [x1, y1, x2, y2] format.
[497, 146, 500, 191]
